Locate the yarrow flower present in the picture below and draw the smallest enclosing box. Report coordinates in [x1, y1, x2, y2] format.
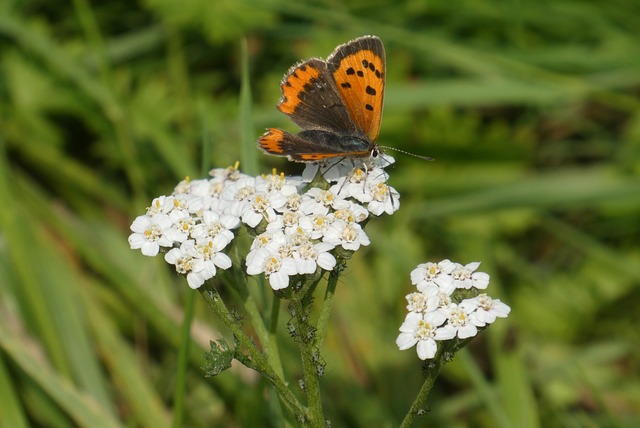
[129, 160, 400, 290]
[397, 260, 511, 360]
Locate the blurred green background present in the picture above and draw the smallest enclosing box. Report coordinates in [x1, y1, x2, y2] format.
[1, 0, 640, 426]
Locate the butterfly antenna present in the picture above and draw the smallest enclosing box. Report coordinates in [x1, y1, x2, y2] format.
[379, 146, 434, 161]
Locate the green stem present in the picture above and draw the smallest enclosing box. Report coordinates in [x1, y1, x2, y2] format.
[198, 284, 309, 422]
[229, 271, 286, 379]
[314, 269, 340, 347]
[399, 350, 448, 428]
[289, 297, 324, 428]
[265, 296, 288, 426]
[268, 296, 284, 378]
[172, 290, 195, 428]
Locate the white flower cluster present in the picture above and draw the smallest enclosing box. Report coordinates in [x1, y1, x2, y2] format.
[129, 161, 400, 290]
[396, 260, 511, 360]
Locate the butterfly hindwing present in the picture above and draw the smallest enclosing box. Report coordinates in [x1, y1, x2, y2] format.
[327, 35, 386, 142]
[258, 128, 371, 162]
[278, 59, 357, 134]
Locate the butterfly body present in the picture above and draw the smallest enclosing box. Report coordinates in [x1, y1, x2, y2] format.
[258, 36, 386, 163]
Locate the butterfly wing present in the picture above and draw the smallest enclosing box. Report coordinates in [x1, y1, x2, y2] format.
[258, 128, 371, 162]
[327, 35, 386, 142]
[277, 59, 357, 134]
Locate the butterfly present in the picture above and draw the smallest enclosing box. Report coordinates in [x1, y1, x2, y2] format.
[258, 35, 386, 163]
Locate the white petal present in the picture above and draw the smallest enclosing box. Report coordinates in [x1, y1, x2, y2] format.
[213, 253, 232, 270]
[472, 272, 490, 289]
[141, 241, 160, 257]
[302, 164, 319, 182]
[492, 301, 511, 317]
[457, 324, 478, 339]
[221, 214, 241, 229]
[367, 201, 384, 216]
[281, 258, 298, 275]
[243, 210, 263, 228]
[416, 338, 437, 360]
[465, 261, 481, 272]
[396, 333, 418, 350]
[130, 215, 151, 233]
[399, 312, 422, 332]
[164, 248, 182, 264]
[425, 311, 447, 327]
[296, 259, 316, 275]
[128, 233, 145, 249]
[269, 271, 290, 290]
[476, 310, 497, 324]
[316, 253, 336, 271]
[434, 325, 456, 341]
[358, 230, 370, 246]
[186, 272, 205, 289]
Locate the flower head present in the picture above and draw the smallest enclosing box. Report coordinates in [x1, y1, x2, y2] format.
[130, 160, 400, 292]
[398, 260, 511, 360]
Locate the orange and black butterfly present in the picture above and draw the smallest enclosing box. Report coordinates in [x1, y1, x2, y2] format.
[258, 36, 386, 163]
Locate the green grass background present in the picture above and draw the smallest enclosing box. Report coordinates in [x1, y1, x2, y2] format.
[1, 0, 640, 426]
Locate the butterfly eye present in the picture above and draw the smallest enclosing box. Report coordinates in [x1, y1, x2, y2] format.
[371, 147, 380, 158]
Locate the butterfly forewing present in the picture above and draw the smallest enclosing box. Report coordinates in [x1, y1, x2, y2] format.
[328, 36, 386, 142]
[277, 59, 356, 134]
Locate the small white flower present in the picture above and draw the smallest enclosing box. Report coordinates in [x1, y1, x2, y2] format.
[250, 229, 286, 251]
[128, 214, 174, 256]
[469, 294, 511, 324]
[239, 191, 287, 228]
[295, 241, 336, 274]
[285, 193, 303, 211]
[221, 177, 256, 216]
[330, 170, 370, 203]
[438, 303, 484, 339]
[256, 169, 299, 195]
[187, 236, 233, 289]
[175, 179, 221, 214]
[367, 181, 400, 216]
[410, 260, 456, 293]
[323, 220, 370, 251]
[191, 210, 239, 247]
[451, 262, 489, 290]
[164, 239, 230, 289]
[209, 163, 244, 183]
[330, 201, 369, 224]
[168, 193, 190, 212]
[298, 212, 333, 240]
[405, 288, 440, 314]
[166, 209, 195, 243]
[396, 311, 449, 360]
[267, 209, 302, 234]
[173, 177, 192, 194]
[246, 247, 297, 290]
[187, 178, 213, 197]
[286, 227, 311, 247]
[208, 164, 247, 198]
[302, 188, 349, 214]
[165, 241, 195, 274]
[146, 196, 174, 215]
